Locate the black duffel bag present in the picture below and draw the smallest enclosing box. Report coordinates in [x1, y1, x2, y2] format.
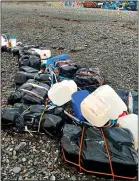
[61, 124, 138, 180]
[74, 67, 104, 88]
[19, 54, 41, 70]
[8, 79, 50, 105]
[13, 105, 64, 138]
[15, 71, 51, 86]
[54, 60, 80, 79]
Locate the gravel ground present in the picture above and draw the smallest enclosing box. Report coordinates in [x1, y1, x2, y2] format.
[1, 2, 138, 181]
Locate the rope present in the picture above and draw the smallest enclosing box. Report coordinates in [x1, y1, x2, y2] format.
[101, 128, 115, 180]
[62, 126, 137, 180]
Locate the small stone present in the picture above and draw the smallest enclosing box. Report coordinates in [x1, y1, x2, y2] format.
[50, 175, 56, 181]
[12, 167, 21, 174]
[44, 171, 49, 176]
[18, 176, 23, 180]
[15, 142, 27, 152]
[71, 176, 77, 181]
[42, 150, 45, 153]
[28, 160, 32, 164]
[6, 159, 9, 163]
[13, 150, 16, 156]
[12, 156, 18, 160]
[2, 159, 6, 163]
[33, 161, 37, 166]
[41, 167, 47, 173]
[8, 152, 12, 156]
[30, 155, 34, 159]
[22, 158, 26, 162]
[43, 176, 49, 179]
[9, 148, 13, 152]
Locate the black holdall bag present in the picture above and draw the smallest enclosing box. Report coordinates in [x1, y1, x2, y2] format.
[1, 106, 25, 126]
[61, 124, 138, 180]
[54, 60, 80, 79]
[13, 105, 64, 137]
[74, 67, 104, 88]
[19, 54, 41, 70]
[19, 66, 39, 73]
[15, 71, 51, 86]
[8, 79, 50, 105]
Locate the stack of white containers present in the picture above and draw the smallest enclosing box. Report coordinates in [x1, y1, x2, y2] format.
[80, 85, 138, 150]
[48, 80, 78, 106]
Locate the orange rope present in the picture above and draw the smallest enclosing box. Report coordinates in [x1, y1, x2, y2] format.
[78, 126, 85, 171]
[101, 128, 114, 180]
[62, 126, 137, 180]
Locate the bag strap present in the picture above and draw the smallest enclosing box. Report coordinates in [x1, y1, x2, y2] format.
[20, 89, 44, 100]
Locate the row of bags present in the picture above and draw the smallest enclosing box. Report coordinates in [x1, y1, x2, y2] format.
[8, 77, 138, 150]
[2, 37, 104, 87]
[2, 36, 138, 179]
[1, 103, 138, 179]
[1, 39, 104, 88]
[15, 65, 104, 89]
[4, 39, 137, 151]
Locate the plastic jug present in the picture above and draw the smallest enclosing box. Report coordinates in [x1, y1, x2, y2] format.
[72, 90, 90, 121]
[81, 85, 127, 127]
[1, 36, 8, 47]
[117, 114, 138, 150]
[48, 80, 77, 106]
[30, 48, 51, 60]
[8, 36, 16, 48]
[40, 49, 51, 60]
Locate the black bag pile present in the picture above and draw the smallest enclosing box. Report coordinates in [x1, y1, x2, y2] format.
[1, 104, 26, 126]
[54, 59, 80, 79]
[13, 44, 40, 57]
[18, 54, 41, 70]
[2, 104, 64, 138]
[74, 67, 104, 88]
[8, 79, 50, 105]
[61, 124, 138, 179]
[2, 35, 138, 180]
[15, 66, 51, 86]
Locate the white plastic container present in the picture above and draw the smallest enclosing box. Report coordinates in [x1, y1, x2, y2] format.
[30, 48, 51, 60]
[1, 36, 8, 47]
[8, 37, 16, 48]
[81, 85, 127, 127]
[48, 80, 77, 106]
[117, 114, 138, 150]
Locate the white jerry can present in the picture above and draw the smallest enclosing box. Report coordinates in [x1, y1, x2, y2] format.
[48, 80, 77, 106]
[81, 85, 127, 127]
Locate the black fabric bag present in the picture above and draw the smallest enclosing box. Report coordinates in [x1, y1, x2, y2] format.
[8, 80, 49, 105]
[13, 105, 63, 137]
[15, 71, 35, 85]
[61, 124, 138, 179]
[17, 45, 40, 60]
[74, 67, 104, 88]
[15, 71, 51, 86]
[54, 60, 80, 79]
[13, 105, 45, 133]
[1, 106, 24, 125]
[19, 66, 39, 73]
[116, 89, 138, 115]
[40, 114, 63, 137]
[19, 54, 41, 70]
